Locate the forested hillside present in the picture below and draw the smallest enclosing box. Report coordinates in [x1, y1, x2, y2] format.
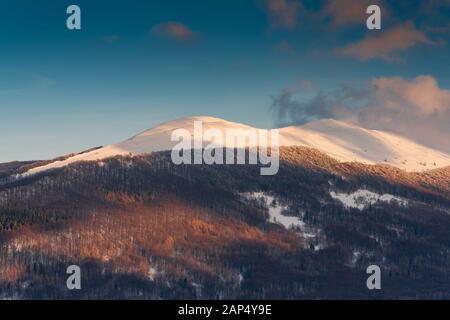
[0, 147, 449, 299]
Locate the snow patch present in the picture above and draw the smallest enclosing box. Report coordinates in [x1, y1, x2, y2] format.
[238, 273, 244, 285]
[330, 189, 408, 210]
[242, 192, 304, 229]
[351, 251, 361, 266]
[240, 192, 327, 250]
[147, 267, 158, 281]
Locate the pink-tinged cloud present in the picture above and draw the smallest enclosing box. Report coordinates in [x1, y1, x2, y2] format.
[263, 0, 302, 29]
[372, 76, 450, 115]
[151, 22, 197, 41]
[337, 22, 434, 62]
[355, 76, 450, 152]
[320, 0, 372, 26]
[272, 75, 450, 152]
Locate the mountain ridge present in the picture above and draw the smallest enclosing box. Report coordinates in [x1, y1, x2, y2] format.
[17, 116, 450, 176]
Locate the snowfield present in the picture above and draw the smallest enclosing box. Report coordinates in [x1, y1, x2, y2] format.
[241, 192, 323, 249]
[19, 116, 450, 176]
[246, 192, 305, 229]
[330, 189, 409, 210]
[242, 192, 318, 234]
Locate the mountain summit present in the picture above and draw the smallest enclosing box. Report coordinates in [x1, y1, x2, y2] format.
[22, 116, 450, 175]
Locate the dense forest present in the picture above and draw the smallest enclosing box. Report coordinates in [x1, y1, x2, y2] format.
[0, 147, 449, 299]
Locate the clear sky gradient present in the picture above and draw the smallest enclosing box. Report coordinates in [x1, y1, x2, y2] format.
[1, 0, 449, 162]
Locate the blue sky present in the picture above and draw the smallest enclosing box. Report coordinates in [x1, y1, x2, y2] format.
[1, 0, 450, 161]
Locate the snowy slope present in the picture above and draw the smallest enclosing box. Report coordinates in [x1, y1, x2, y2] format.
[279, 119, 450, 171]
[21, 116, 450, 175]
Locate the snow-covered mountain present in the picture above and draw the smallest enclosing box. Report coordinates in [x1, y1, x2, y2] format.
[22, 116, 450, 175]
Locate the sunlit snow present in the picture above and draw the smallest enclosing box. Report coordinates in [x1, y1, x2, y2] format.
[330, 189, 408, 210]
[19, 116, 450, 176]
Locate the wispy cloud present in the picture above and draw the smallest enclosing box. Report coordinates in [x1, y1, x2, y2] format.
[319, 0, 374, 27]
[262, 0, 389, 30]
[151, 22, 197, 42]
[336, 22, 434, 62]
[262, 0, 302, 29]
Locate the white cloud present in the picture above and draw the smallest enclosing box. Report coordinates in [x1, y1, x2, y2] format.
[272, 75, 450, 153]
